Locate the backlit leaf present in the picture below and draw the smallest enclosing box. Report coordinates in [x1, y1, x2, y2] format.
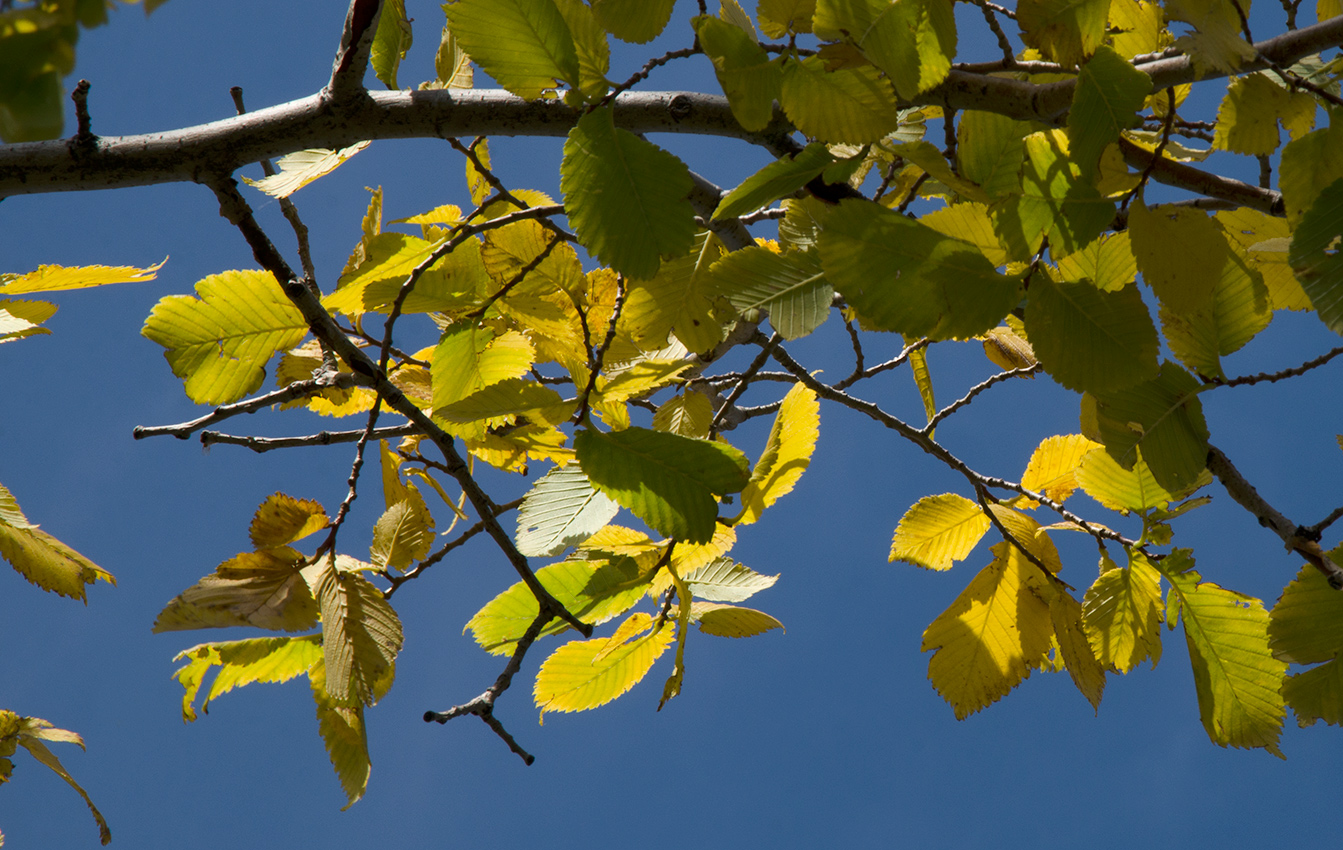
[1159, 238, 1271, 379]
[534, 613, 676, 715]
[590, 0, 676, 43]
[956, 110, 1031, 201]
[714, 143, 836, 221]
[370, 0, 412, 89]
[1068, 45, 1150, 179]
[1128, 200, 1228, 314]
[653, 391, 714, 438]
[1282, 658, 1343, 727]
[515, 463, 621, 558]
[1050, 588, 1107, 711]
[758, 0, 817, 37]
[1290, 177, 1343, 335]
[1090, 362, 1210, 493]
[991, 130, 1115, 260]
[249, 493, 330, 549]
[1212, 73, 1318, 156]
[620, 232, 729, 353]
[779, 55, 903, 144]
[313, 560, 404, 706]
[820, 198, 1021, 339]
[0, 258, 163, 293]
[1165, 0, 1257, 76]
[561, 106, 696, 279]
[813, 0, 957, 99]
[1024, 269, 1159, 394]
[142, 270, 309, 405]
[1278, 109, 1343, 227]
[554, 0, 610, 98]
[430, 324, 535, 411]
[242, 143, 370, 199]
[1268, 563, 1343, 665]
[1018, 0, 1111, 66]
[1075, 446, 1188, 512]
[738, 382, 820, 524]
[890, 493, 991, 571]
[922, 552, 1055, 718]
[1055, 231, 1135, 292]
[1020, 434, 1103, 504]
[153, 547, 318, 633]
[308, 659, 372, 810]
[11, 726, 111, 845]
[0, 483, 114, 601]
[683, 557, 779, 603]
[694, 15, 782, 132]
[1082, 551, 1164, 672]
[694, 603, 785, 638]
[576, 427, 750, 543]
[171, 635, 322, 721]
[1216, 208, 1310, 311]
[370, 491, 434, 570]
[1158, 550, 1287, 755]
[444, 0, 579, 98]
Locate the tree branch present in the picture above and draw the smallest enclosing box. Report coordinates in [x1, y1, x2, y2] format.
[1206, 445, 1343, 588]
[328, 0, 383, 100]
[132, 374, 366, 440]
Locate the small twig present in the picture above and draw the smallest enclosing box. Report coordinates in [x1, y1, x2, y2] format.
[1257, 154, 1273, 190]
[71, 80, 94, 143]
[922, 365, 1042, 434]
[1207, 445, 1343, 588]
[710, 332, 781, 435]
[737, 206, 787, 225]
[1279, 0, 1300, 30]
[897, 172, 930, 213]
[318, 399, 384, 555]
[842, 314, 866, 385]
[1207, 344, 1343, 387]
[133, 375, 365, 440]
[972, 0, 1018, 63]
[1302, 505, 1343, 541]
[466, 235, 565, 320]
[1123, 87, 1177, 211]
[941, 107, 959, 174]
[602, 47, 701, 107]
[199, 424, 419, 453]
[836, 337, 930, 391]
[574, 276, 627, 424]
[385, 498, 523, 596]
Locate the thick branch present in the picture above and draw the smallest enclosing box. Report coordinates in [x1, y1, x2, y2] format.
[328, 0, 384, 100]
[1207, 445, 1343, 588]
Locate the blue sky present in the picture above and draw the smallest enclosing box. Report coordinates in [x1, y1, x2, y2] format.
[3, 2, 1343, 847]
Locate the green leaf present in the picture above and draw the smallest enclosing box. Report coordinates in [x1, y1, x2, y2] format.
[0, 482, 114, 601]
[1157, 550, 1288, 756]
[956, 110, 1031, 201]
[813, 0, 956, 100]
[819, 198, 1022, 339]
[1075, 446, 1191, 513]
[683, 557, 780, 603]
[553, 0, 610, 99]
[1290, 177, 1343, 335]
[1081, 551, 1164, 672]
[1024, 269, 1160, 394]
[758, 0, 817, 37]
[430, 324, 535, 411]
[307, 658, 372, 810]
[1054, 231, 1135, 292]
[991, 130, 1115, 260]
[466, 558, 651, 655]
[534, 613, 675, 715]
[889, 493, 991, 571]
[590, 0, 676, 43]
[714, 143, 836, 221]
[619, 232, 729, 353]
[560, 106, 696, 279]
[142, 270, 309, 405]
[694, 15, 782, 132]
[1068, 45, 1150, 179]
[1090, 362, 1210, 493]
[1269, 563, 1343, 665]
[443, 0, 579, 99]
[576, 426, 750, 544]
[1017, 0, 1113, 67]
[515, 463, 621, 558]
[778, 55, 903, 144]
[1128, 200, 1229, 315]
[371, 0, 412, 89]
[653, 390, 714, 438]
[710, 246, 833, 340]
[1160, 239, 1271, 379]
[1278, 111, 1343, 227]
[693, 603, 785, 637]
[153, 547, 319, 633]
[313, 560, 404, 706]
[921, 552, 1056, 719]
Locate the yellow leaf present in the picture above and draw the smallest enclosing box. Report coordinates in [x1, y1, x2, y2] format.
[0, 483, 115, 601]
[650, 524, 739, 598]
[987, 504, 1063, 573]
[922, 553, 1056, 719]
[1049, 589, 1107, 711]
[430, 324, 535, 411]
[652, 390, 714, 438]
[737, 382, 819, 525]
[980, 325, 1038, 371]
[1216, 208, 1311, 311]
[142, 269, 309, 405]
[595, 359, 691, 403]
[0, 258, 164, 293]
[921, 202, 1009, 267]
[1020, 434, 1103, 505]
[1082, 551, 1164, 672]
[313, 561, 404, 706]
[534, 613, 675, 716]
[249, 493, 329, 549]
[369, 490, 435, 570]
[153, 547, 318, 633]
[890, 493, 991, 571]
[170, 635, 323, 721]
[241, 142, 370, 198]
[308, 659, 372, 810]
[693, 602, 785, 638]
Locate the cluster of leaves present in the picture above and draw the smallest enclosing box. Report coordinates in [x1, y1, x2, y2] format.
[0, 0, 168, 142]
[6, 0, 1343, 825]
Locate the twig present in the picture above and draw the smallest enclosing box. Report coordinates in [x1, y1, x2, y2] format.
[1123, 87, 1176, 211]
[319, 398, 383, 555]
[1302, 506, 1343, 541]
[70, 80, 94, 144]
[602, 47, 701, 107]
[385, 498, 523, 596]
[1207, 445, 1343, 588]
[328, 0, 383, 100]
[972, 0, 1018, 64]
[199, 424, 419, 452]
[836, 337, 930, 390]
[133, 375, 365, 440]
[574, 276, 627, 425]
[922, 365, 1042, 434]
[1206, 344, 1343, 387]
[710, 332, 780, 435]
